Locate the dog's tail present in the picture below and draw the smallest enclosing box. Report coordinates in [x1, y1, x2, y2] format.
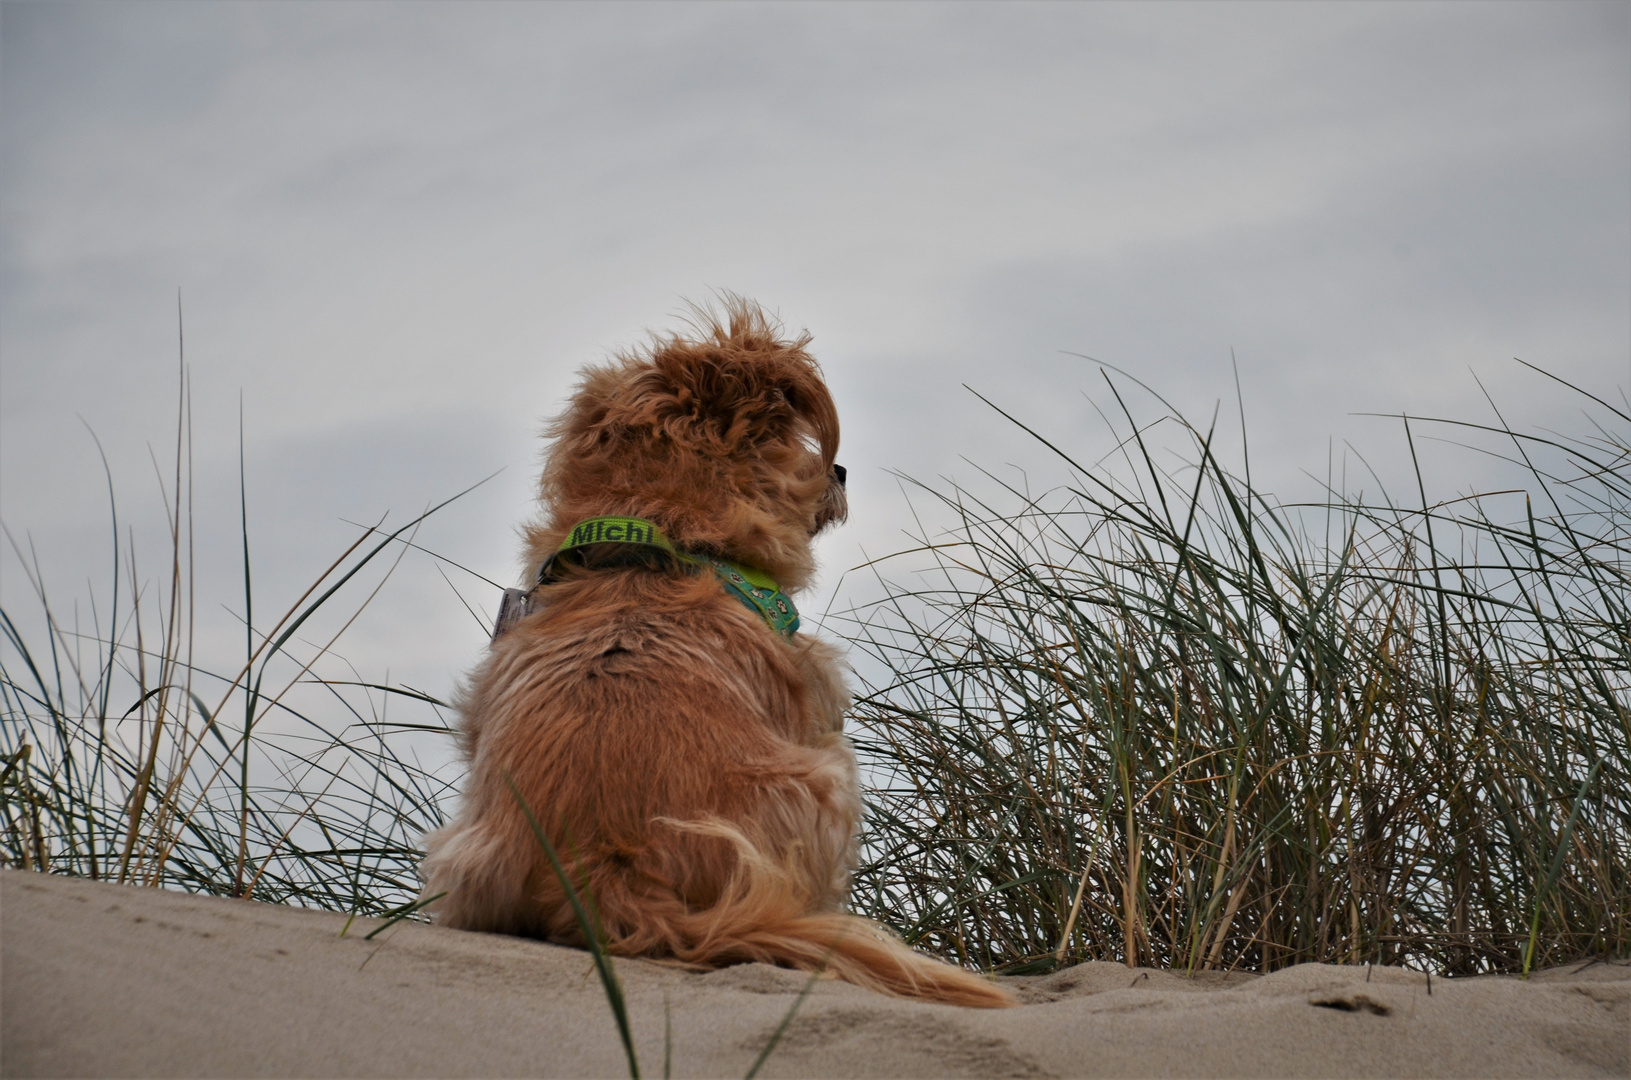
[600, 817, 1018, 1009]
[668, 907, 1018, 1009]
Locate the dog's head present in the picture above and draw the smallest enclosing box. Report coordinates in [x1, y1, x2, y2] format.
[531, 297, 846, 591]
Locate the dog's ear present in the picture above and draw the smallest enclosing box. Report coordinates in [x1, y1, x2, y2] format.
[769, 353, 839, 469]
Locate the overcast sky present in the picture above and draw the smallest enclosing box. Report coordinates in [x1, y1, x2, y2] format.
[3, 1, 1627, 716]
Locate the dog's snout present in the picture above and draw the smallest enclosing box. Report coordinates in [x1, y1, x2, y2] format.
[833, 463, 847, 487]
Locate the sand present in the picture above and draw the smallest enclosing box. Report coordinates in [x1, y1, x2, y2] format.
[3, 870, 1626, 1078]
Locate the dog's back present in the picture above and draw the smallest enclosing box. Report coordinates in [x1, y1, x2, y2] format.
[425, 564, 855, 938]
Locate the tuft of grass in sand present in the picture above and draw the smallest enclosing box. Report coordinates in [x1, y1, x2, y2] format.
[0, 350, 471, 918]
[841, 362, 1628, 977]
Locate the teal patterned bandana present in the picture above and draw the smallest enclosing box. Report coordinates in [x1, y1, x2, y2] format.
[533, 515, 800, 638]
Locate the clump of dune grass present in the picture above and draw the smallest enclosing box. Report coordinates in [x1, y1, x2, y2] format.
[842, 362, 1628, 977]
[0, 357, 470, 918]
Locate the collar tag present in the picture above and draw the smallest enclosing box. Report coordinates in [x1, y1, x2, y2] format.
[491, 587, 536, 642]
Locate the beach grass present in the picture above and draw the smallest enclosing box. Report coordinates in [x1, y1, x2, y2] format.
[841, 363, 1629, 977]
[3, 355, 1625, 987]
[0, 362, 464, 918]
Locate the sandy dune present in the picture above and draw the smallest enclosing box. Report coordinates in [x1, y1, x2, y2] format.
[3, 870, 1626, 1078]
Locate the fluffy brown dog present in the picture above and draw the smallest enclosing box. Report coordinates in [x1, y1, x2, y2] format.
[420, 299, 1014, 1008]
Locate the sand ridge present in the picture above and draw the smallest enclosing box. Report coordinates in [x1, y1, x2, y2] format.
[3, 870, 1626, 1078]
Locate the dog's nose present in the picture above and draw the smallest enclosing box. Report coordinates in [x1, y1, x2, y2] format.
[833, 463, 847, 487]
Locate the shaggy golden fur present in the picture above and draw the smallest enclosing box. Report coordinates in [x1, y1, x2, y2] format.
[420, 299, 1014, 1008]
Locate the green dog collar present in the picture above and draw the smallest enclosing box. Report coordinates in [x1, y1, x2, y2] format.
[552, 515, 676, 558]
[535, 515, 800, 638]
